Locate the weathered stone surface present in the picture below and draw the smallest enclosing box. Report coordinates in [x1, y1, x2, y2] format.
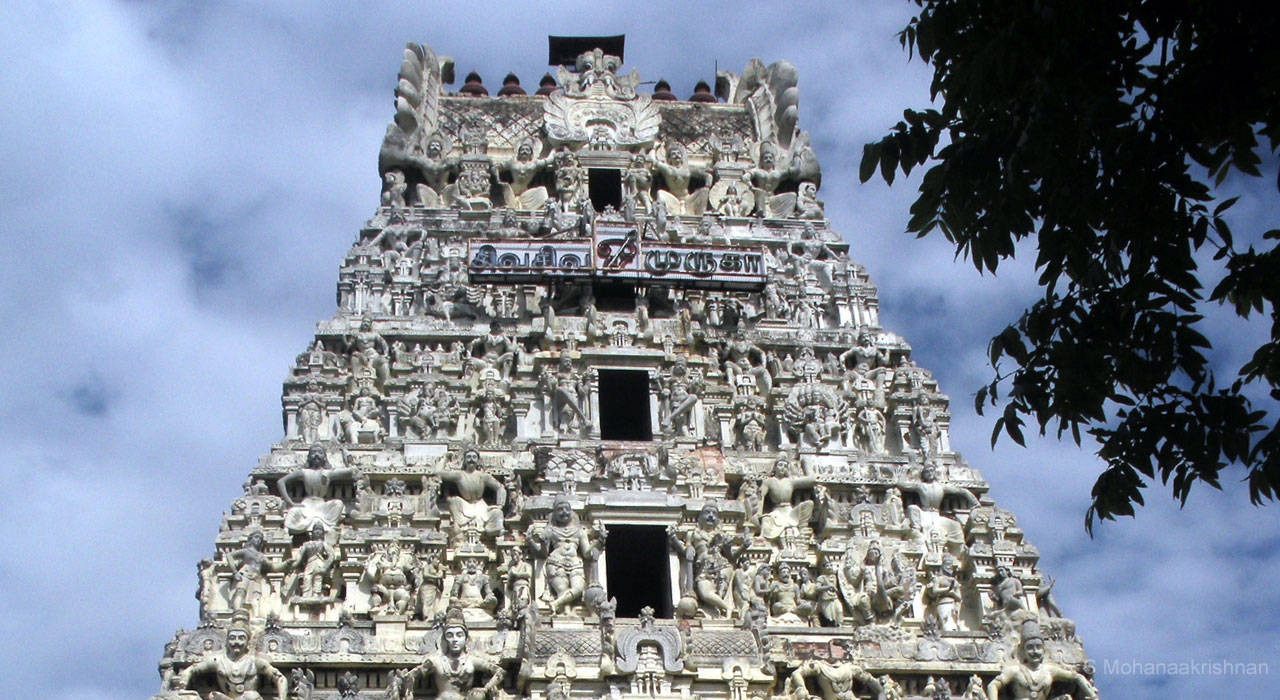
[150, 38, 1096, 700]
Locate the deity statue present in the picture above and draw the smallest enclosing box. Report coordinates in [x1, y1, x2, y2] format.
[469, 321, 519, 380]
[716, 324, 774, 396]
[986, 621, 1097, 700]
[439, 448, 507, 539]
[399, 382, 460, 440]
[783, 659, 883, 700]
[408, 133, 458, 206]
[659, 355, 704, 437]
[498, 547, 534, 621]
[493, 137, 552, 210]
[732, 385, 769, 451]
[896, 462, 977, 549]
[667, 503, 745, 617]
[282, 524, 338, 603]
[758, 456, 818, 546]
[345, 319, 391, 390]
[417, 553, 446, 620]
[362, 540, 420, 616]
[991, 565, 1028, 616]
[450, 557, 498, 621]
[277, 445, 359, 534]
[838, 539, 914, 625]
[812, 560, 844, 627]
[653, 142, 709, 215]
[400, 609, 504, 700]
[174, 612, 288, 700]
[540, 355, 588, 435]
[855, 405, 887, 454]
[336, 386, 383, 444]
[225, 530, 281, 613]
[766, 562, 814, 624]
[382, 169, 408, 210]
[793, 181, 824, 219]
[529, 495, 606, 614]
[922, 554, 963, 632]
[623, 153, 655, 216]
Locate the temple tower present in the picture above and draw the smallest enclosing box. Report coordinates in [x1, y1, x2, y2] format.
[150, 36, 1097, 700]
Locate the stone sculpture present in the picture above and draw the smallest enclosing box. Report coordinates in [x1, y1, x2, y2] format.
[151, 39, 1097, 700]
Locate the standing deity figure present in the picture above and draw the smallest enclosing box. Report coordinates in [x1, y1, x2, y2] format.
[277, 444, 359, 534]
[732, 386, 769, 451]
[416, 553, 446, 620]
[758, 456, 818, 546]
[174, 612, 288, 700]
[529, 495, 606, 614]
[812, 560, 844, 627]
[668, 503, 744, 617]
[224, 530, 281, 613]
[838, 540, 914, 625]
[283, 523, 337, 603]
[912, 404, 945, 455]
[494, 137, 552, 210]
[855, 404, 887, 454]
[439, 449, 507, 538]
[784, 659, 883, 700]
[623, 153, 655, 217]
[922, 554, 963, 632]
[659, 356, 704, 437]
[498, 547, 534, 621]
[987, 621, 1097, 700]
[540, 355, 588, 435]
[362, 540, 420, 616]
[473, 381, 511, 448]
[469, 321, 519, 380]
[401, 609, 504, 700]
[450, 557, 498, 621]
[346, 319, 391, 389]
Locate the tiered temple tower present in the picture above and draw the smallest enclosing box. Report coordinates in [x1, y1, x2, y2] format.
[149, 37, 1098, 700]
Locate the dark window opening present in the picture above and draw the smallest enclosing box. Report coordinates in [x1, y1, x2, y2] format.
[606, 524, 672, 618]
[598, 369, 652, 441]
[588, 168, 622, 211]
[593, 281, 635, 312]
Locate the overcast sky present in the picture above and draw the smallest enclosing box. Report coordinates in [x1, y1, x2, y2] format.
[1, 2, 1277, 698]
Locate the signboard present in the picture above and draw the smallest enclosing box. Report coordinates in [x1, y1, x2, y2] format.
[468, 229, 766, 289]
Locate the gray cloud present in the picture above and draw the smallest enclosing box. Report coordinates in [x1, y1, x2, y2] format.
[1, 2, 1276, 698]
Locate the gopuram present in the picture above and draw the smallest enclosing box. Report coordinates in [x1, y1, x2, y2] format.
[149, 36, 1098, 700]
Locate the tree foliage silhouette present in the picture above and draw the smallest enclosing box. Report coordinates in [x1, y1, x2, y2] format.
[861, 1, 1280, 531]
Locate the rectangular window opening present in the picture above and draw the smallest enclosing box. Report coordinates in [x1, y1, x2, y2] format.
[588, 168, 622, 211]
[593, 281, 635, 312]
[598, 369, 652, 441]
[606, 524, 672, 618]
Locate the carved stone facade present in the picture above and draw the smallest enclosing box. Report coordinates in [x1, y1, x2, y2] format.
[150, 38, 1096, 700]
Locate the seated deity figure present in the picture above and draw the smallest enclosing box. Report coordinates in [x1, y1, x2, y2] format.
[758, 456, 818, 545]
[361, 540, 419, 616]
[529, 495, 606, 614]
[766, 562, 814, 624]
[987, 621, 1097, 700]
[793, 181, 824, 219]
[838, 540, 914, 625]
[667, 503, 745, 617]
[345, 319, 390, 389]
[717, 324, 773, 396]
[282, 523, 337, 603]
[784, 659, 883, 700]
[224, 530, 282, 613]
[653, 142, 709, 215]
[660, 356, 704, 436]
[896, 462, 978, 549]
[277, 444, 359, 534]
[382, 169, 408, 210]
[439, 449, 507, 538]
[991, 565, 1028, 616]
[469, 321, 518, 380]
[174, 611, 288, 700]
[336, 387, 383, 444]
[493, 137, 552, 210]
[450, 556, 498, 621]
[400, 608, 504, 700]
[922, 553, 964, 632]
